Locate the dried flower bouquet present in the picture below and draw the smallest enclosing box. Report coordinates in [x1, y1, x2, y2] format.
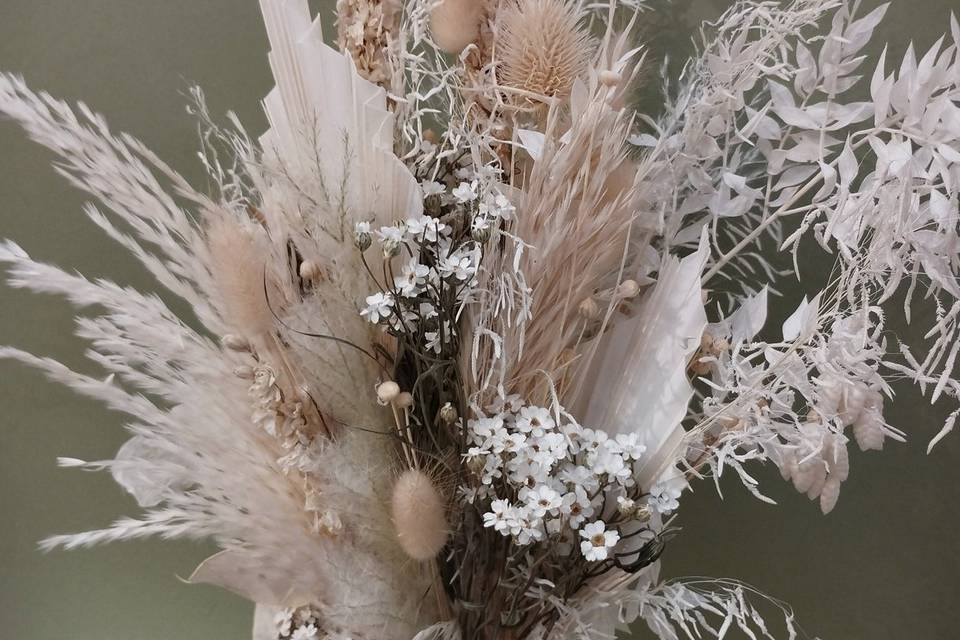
[1, 0, 959, 638]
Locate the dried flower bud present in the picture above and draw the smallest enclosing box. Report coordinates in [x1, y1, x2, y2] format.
[466, 454, 486, 475]
[377, 380, 401, 404]
[617, 497, 638, 517]
[382, 239, 401, 258]
[578, 297, 599, 320]
[635, 504, 652, 522]
[299, 260, 321, 281]
[700, 332, 715, 351]
[616, 279, 639, 299]
[471, 225, 491, 243]
[439, 402, 458, 426]
[221, 334, 250, 352]
[690, 358, 712, 376]
[355, 223, 373, 251]
[599, 69, 622, 87]
[232, 365, 255, 380]
[395, 392, 414, 409]
[429, 0, 485, 54]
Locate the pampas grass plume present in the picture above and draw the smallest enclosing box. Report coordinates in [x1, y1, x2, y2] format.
[391, 469, 449, 561]
[496, 0, 593, 99]
[430, 0, 486, 54]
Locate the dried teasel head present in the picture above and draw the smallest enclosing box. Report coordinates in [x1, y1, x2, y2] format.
[495, 0, 593, 102]
[390, 468, 450, 561]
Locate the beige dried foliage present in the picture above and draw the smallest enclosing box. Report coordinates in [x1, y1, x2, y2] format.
[336, 0, 401, 87]
[495, 0, 593, 101]
[478, 87, 650, 409]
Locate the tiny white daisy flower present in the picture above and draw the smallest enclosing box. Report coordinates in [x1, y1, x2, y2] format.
[483, 499, 515, 534]
[515, 405, 555, 438]
[579, 520, 620, 561]
[559, 485, 594, 529]
[406, 216, 447, 242]
[440, 252, 476, 281]
[523, 484, 562, 518]
[648, 481, 682, 514]
[394, 258, 430, 296]
[515, 515, 545, 545]
[360, 291, 394, 324]
[421, 180, 446, 197]
[291, 623, 320, 640]
[376, 224, 405, 244]
[452, 181, 478, 203]
[615, 433, 647, 461]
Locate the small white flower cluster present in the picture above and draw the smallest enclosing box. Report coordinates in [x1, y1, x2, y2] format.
[273, 605, 324, 640]
[423, 168, 515, 240]
[467, 398, 675, 562]
[450, 178, 516, 240]
[358, 215, 480, 344]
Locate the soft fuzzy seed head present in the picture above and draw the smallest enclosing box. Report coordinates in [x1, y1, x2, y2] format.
[430, 0, 486, 54]
[377, 380, 401, 404]
[391, 469, 449, 561]
[395, 391, 414, 409]
[206, 216, 276, 338]
[496, 0, 593, 100]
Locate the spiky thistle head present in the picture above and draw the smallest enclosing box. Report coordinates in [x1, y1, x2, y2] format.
[495, 0, 594, 101]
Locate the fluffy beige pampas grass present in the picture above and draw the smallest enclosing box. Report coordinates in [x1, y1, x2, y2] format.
[496, 0, 593, 100]
[391, 468, 449, 561]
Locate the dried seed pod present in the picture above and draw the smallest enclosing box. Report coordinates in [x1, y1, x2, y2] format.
[439, 402, 458, 425]
[395, 392, 414, 409]
[376, 380, 401, 404]
[391, 469, 449, 561]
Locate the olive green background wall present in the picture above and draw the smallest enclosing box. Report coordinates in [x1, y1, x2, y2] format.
[0, 1, 957, 639]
